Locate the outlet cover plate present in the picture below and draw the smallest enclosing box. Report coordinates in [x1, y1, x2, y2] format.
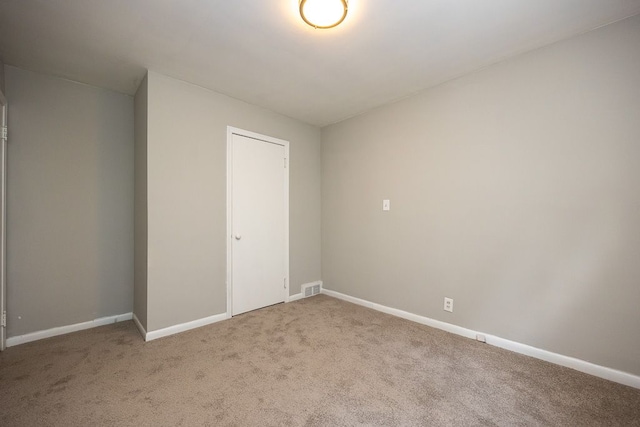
[444, 297, 453, 313]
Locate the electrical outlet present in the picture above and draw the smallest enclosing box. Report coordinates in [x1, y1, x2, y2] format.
[444, 297, 453, 313]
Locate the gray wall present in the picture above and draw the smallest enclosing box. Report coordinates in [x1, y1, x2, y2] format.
[5, 66, 134, 336]
[145, 72, 321, 332]
[134, 74, 148, 329]
[321, 15, 640, 376]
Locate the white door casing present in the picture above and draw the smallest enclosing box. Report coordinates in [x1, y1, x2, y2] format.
[0, 90, 7, 351]
[226, 127, 289, 317]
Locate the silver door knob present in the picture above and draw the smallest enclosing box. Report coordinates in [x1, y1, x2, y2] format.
[235, 234, 242, 240]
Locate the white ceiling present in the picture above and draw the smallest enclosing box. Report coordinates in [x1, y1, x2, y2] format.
[1, 1, 639, 127]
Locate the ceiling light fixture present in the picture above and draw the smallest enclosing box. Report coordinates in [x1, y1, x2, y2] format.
[299, 0, 348, 29]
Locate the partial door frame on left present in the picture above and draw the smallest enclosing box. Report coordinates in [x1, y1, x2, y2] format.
[0, 88, 8, 351]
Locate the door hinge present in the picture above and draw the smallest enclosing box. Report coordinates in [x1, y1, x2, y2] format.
[1, 126, 7, 142]
[1, 311, 6, 328]
[284, 278, 287, 289]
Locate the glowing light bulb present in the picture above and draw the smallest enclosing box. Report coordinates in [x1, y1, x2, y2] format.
[300, 0, 348, 29]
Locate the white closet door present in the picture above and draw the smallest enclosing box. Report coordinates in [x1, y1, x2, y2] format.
[231, 133, 287, 316]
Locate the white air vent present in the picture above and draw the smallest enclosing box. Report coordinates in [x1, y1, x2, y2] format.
[302, 282, 322, 298]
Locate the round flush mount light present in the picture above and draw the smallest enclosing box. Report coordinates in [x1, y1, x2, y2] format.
[299, 0, 348, 29]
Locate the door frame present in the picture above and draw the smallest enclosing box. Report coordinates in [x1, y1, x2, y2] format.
[226, 126, 290, 318]
[0, 89, 7, 351]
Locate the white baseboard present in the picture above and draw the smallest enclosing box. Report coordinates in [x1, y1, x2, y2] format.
[145, 313, 227, 342]
[288, 292, 303, 302]
[6, 312, 133, 347]
[321, 288, 640, 390]
[132, 313, 147, 340]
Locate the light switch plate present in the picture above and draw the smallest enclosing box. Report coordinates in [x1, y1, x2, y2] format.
[383, 199, 390, 211]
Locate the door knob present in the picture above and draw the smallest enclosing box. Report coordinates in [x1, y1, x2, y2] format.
[235, 234, 242, 240]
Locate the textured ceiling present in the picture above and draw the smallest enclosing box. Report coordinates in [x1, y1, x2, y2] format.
[1, 0, 639, 126]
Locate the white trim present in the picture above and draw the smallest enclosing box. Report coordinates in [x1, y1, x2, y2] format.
[226, 126, 233, 319]
[321, 289, 476, 338]
[145, 313, 227, 342]
[321, 289, 640, 389]
[283, 137, 290, 304]
[288, 293, 304, 302]
[0, 96, 6, 351]
[6, 312, 133, 347]
[226, 126, 290, 317]
[132, 313, 147, 340]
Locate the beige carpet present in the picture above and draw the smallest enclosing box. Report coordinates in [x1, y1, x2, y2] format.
[1, 295, 639, 426]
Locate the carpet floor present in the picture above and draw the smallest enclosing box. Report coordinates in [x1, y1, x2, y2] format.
[1, 295, 639, 426]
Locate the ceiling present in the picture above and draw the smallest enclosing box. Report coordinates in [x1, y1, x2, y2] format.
[1, 1, 639, 127]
